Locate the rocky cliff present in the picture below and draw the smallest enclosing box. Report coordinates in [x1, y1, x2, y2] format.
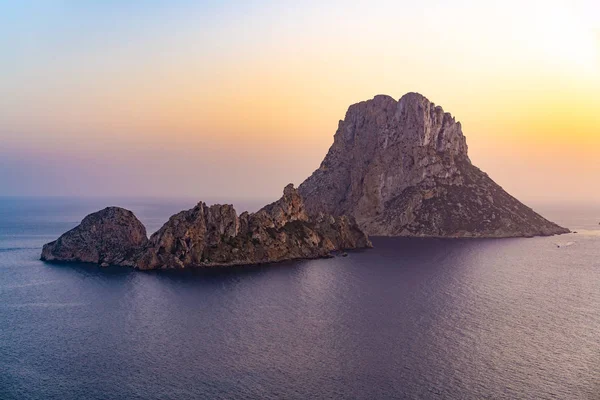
[299, 93, 569, 238]
[41, 185, 371, 269]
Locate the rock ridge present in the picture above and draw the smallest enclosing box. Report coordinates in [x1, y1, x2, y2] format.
[41, 185, 371, 269]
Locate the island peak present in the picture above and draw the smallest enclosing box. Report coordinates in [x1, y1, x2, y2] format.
[299, 92, 568, 238]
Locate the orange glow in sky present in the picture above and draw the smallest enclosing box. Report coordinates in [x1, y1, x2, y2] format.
[1, 0, 598, 203]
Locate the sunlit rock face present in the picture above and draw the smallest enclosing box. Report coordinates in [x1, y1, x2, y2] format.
[299, 92, 569, 238]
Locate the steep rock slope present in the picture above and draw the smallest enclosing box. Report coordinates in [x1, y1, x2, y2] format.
[299, 93, 568, 237]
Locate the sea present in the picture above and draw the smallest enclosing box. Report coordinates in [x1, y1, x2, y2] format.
[1, 197, 599, 400]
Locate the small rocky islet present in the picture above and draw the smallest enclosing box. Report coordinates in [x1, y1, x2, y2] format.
[41, 92, 568, 270]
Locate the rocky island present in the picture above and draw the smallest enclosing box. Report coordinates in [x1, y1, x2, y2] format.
[299, 93, 569, 238]
[41, 184, 371, 269]
[41, 92, 569, 270]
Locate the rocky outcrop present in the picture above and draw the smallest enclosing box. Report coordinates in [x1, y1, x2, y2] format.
[41, 207, 148, 266]
[299, 93, 569, 238]
[41, 185, 371, 269]
[135, 184, 371, 270]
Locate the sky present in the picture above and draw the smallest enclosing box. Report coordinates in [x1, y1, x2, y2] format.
[1, 0, 598, 204]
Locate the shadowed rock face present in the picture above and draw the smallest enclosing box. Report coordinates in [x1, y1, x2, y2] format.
[299, 93, 569, 238]
[41, 207, 148, 266]
[41, 185, 371, 269]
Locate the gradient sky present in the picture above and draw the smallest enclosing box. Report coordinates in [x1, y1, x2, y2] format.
[1, 0, 598, 204]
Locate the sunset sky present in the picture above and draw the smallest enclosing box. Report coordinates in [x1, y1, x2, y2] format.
[1, 0, 598, 204]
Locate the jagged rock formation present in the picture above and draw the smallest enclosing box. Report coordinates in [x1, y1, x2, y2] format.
[41, 185, 371, 269]
[135, 184, 370, 269]
[41, 207, 148, 266]
[299, 93, 569, 238]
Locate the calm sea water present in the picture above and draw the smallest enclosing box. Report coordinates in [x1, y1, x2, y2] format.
[1, 198, 599, 400]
